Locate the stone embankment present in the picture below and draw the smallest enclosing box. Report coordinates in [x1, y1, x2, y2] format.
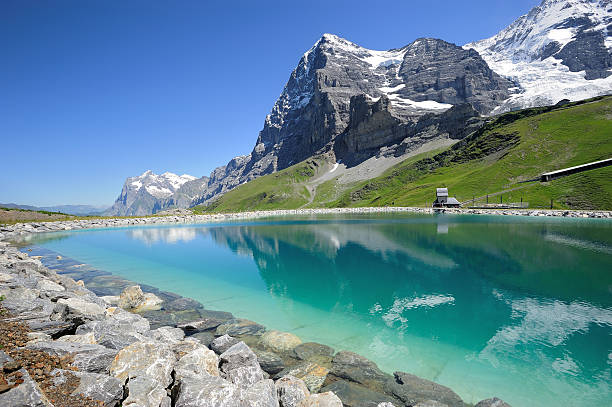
[0, 242, 511, 407]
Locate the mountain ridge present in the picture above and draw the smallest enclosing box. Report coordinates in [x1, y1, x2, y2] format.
[109, 0, 611, 215]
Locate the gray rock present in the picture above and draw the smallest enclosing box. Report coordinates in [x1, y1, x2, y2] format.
[330, 351, 388, 388]
[190, 331, 215, 347]
[178, 317, 224, 332]
[27, 319, 75, 336]
[175, 346, 220, 381]
[0, 368, 52, 407]
[274, 362, 329, 393]
[26, 340, 110, 358]
[55, 297, 106, 322]
[0, 350, 13, 366]
[322, 380, 398, 407]
[165, 296, 203, 311]
[225, 364, 267, 388]
[175, 376, 246, 407]
[210, 334, 240, 354]
[50, 368, 123, 407]
[475, 398, 512, 407]
[259, 330, 302, 353]
[216, 318, 266, 336]
[293, 342, 335, 361]
[72, 347, 119, 374]
[255, 349, 285, 375]
[110, 340, 177, 387]
[147, 326, 185, 343]
[160, 396, 172, 407]
[172, 339, 204, 359]
[275, 375, 310, 407]
[297, 392, 343, 407]
[243, 379, 280, 407]
[384, 372, 463, 407]
[123, 376, 167, 407]
[220, 341, 266, 388]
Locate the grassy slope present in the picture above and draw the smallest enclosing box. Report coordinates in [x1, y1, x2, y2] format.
[330, 96, 612, 209]
[195, 96, 612, 213]
[193, 157, 328, 214]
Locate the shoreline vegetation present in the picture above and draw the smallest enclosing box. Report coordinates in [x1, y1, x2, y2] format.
[0, 224, 512, 407]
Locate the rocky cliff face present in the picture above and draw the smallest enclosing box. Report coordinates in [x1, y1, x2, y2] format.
[106, 171, 208, 216]
[466, 0, 612, 112]
[192, 34, 511, 206]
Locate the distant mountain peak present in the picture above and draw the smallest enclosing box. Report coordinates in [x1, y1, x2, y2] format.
[106, 170, 208, 216]
[466, 0, 612, 112]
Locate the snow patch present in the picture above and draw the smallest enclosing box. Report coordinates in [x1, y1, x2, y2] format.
[466, 0, 612, 113]
[329, 163, 339, 173]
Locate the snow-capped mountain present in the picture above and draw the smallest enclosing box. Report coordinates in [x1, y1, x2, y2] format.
[192, 34, 511, 205]
[466, 0, 611, 113]
[106, 170, 208, 216]
[115, 0, 612, 214]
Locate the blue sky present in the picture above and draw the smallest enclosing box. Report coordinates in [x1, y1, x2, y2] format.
[0, 0, 539, 206]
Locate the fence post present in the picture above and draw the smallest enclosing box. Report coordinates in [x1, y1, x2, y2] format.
[550, 199, 553, 209]
[486, 195, 489, 204]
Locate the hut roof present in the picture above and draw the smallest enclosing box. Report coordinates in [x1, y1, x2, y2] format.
[436, 188, 448, 197]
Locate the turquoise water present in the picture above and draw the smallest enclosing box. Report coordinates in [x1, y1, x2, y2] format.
[23, 213, 612, 406]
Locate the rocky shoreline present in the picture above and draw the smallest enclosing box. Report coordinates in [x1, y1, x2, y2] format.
[1, 206, 611, 241]
[3, 207, 608, 406]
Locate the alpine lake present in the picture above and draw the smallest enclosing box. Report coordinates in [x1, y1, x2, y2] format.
[18, 213, 612, 406]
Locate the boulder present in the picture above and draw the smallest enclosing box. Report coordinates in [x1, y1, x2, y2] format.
[175, 376, 246, 407]
[321, 380, 398, 407]
[225, 364, 268, 389]
[220, 341, 266, 388]
[275, 362, 329, 393]
[259, 330, 302, 353]
[175, 346, 221, 381]
[56, 297, 106, 322]
[243, 379, 280, 407]
[275, 375, 310, 407]
[104, 307, 151, 333]
[172, 339, 204, 358]
[165, 296, 203, 311]
[297, 392, 343, 407]
[110, 340, 177, 387]
[216, 318, 266, 336]
[36, 279, 65, 292]
[147, 326, 185, 343]
[475, 398, 512, 407]
[211, 334, 240, 354]
[118, 285, 163, 311]
[293, 342, 335, 361]
[0, 368, 52, 407]
[190, 331, 215, 347]
[178, 317, 224, 332]
[56, 332, 97, 344]
[255, 349, 285, 375]
[118, 285, 145, 309]
[72, 348, 119, 374]
[123, 376, 167, 407]
[50, 369, 123, 407]
[384, 372, 464, 407]
[330, 351, 388, 388]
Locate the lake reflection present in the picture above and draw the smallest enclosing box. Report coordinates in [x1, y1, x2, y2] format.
[27, 214, 612, 406]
